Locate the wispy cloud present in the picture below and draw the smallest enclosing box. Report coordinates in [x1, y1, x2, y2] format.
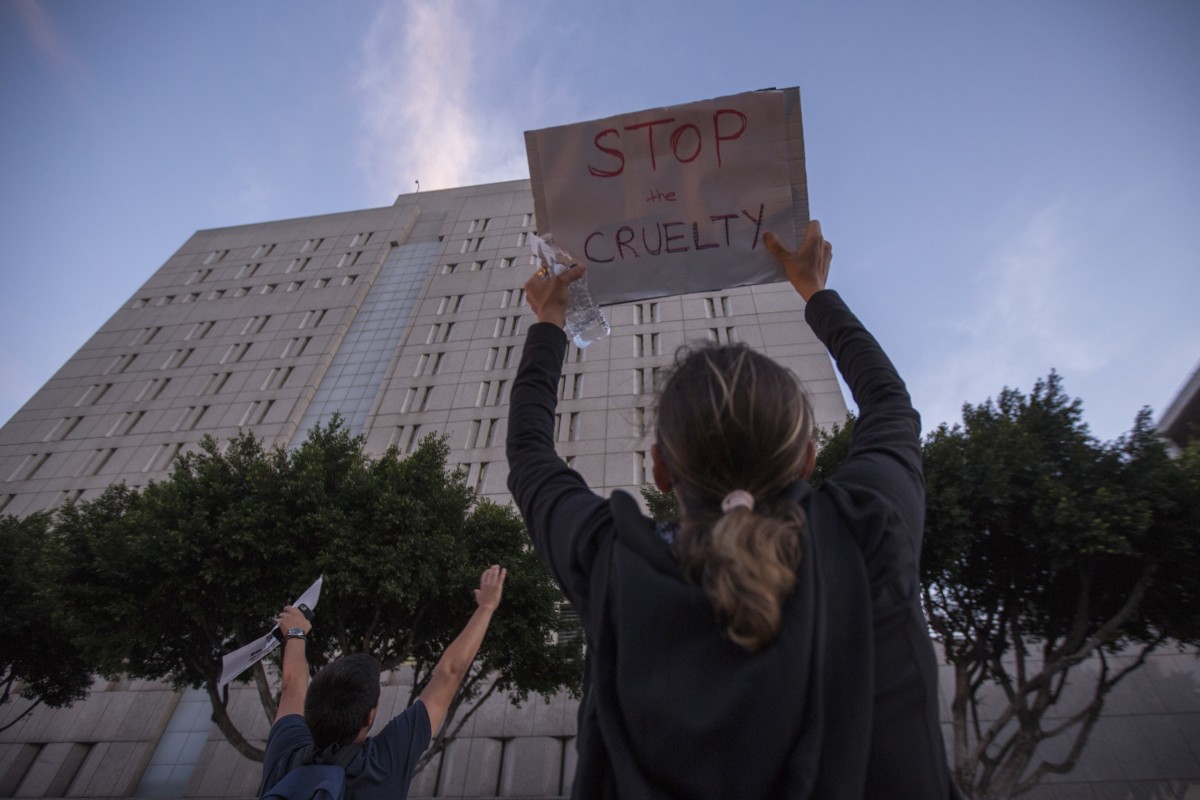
[354, 0, 530, 198]
[912, 200, 1120, 433]
[13, 0, 90, 99]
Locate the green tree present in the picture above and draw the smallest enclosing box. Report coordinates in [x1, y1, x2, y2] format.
[811, 413, 855, 489]
[639, 483, 677, 523]
[921, 372, 1200, 799]
[47, 417, 582, 765]
[0, 512, 94, 732]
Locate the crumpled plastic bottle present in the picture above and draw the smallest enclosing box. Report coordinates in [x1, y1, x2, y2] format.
[530, 233, 611, 348]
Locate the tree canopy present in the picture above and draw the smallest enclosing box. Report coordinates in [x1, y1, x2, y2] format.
[0, 512, 93, 732]
[30, 417, 581, 764]
[922, 372, 1200, 798]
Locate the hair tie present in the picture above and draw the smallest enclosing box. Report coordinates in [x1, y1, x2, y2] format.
[721, 490, 755, 514]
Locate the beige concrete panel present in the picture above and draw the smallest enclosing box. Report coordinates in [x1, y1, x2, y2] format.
[0, 416, 44, 451]
[112, 689, 177, 741]
[572, 454, 606, 489]
[500, 736, 563, 797]
[0, 493, 30, 517]
[408, 750, 442, 798]
[70, 741, 151, 799]
[574, 408, 608, 442]
[528, 690, 576, 738]
[578, 335, 613, 362]
[603, 452, 640, 492]
[464, 689, 510, 739]
[750, 286, 806, 314]
[809, 389, 853, 431]
[437, 736, 503, 797]
[224, 686, 273, 739]
[604, 407, 642, 440]
[188, 737, 260, 799]
[733, 324, 766, 349]
[0, 743, 31, 792]
[562, 737, 578, 793]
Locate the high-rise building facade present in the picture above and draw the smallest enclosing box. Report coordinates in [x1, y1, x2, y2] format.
[0, 179, 846, 519]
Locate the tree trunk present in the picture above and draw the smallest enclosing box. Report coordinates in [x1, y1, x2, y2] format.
[206, 681, 265, 761]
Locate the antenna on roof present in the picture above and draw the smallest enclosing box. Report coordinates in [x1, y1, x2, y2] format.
[415, 180, 420, 193]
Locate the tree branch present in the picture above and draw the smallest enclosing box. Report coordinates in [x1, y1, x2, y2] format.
[252, 658, 277, 724]
[0, 697, 42, 734]
[205, 680, 264, 762]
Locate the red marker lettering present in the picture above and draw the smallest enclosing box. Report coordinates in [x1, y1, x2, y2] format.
[692, 222, 719, 251]
[623, 117, 675, 172]
[670, 123, 702, 164]
[588, 129, 624, 178]
[713, 109, 748, 167]
[710, 213, 738, 245]
[663, 221, 688, 253]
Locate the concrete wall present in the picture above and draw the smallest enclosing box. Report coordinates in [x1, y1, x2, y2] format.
[2, 648, 1197, 798]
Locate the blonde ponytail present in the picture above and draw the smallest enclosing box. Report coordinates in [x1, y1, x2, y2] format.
[678, 503, 804, 651]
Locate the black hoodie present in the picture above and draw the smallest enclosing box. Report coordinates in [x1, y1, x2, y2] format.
[507, 290, 958, 799]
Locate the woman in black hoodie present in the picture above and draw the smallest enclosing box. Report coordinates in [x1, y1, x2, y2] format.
[507, 220, 959, 799]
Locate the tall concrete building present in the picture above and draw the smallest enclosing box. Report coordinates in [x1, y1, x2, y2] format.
[3, 181, 1197, 798]
[0, 179, 846, 519]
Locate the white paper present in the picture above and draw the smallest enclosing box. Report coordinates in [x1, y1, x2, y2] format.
[217, 576, 323, 687]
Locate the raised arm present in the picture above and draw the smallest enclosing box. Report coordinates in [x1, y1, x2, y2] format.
[273, 605, 312, 722]
[418, 565, 505, 735]
[767, 221, 923, 542]
[505, 266, 612, 599]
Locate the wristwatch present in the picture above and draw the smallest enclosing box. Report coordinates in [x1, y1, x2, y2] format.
[285, 627, 307, 641]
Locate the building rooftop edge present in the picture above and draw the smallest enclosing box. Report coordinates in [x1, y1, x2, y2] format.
[187, 177, 534, 238]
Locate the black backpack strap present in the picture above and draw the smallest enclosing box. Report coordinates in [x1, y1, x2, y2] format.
[313, 740, 364, 770]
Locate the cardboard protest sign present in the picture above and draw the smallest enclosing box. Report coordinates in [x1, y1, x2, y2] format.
[525, 88, 807, 305]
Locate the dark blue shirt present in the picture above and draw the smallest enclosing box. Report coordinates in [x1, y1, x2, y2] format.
[259, 699, 431, 800]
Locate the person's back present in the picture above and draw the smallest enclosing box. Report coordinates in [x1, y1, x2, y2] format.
[507, 221, 960, 798]
[259, 567, 506, 800]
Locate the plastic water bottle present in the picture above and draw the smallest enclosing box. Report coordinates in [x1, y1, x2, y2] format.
[531, 233, 611, 348]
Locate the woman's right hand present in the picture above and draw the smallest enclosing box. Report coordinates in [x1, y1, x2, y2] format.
[764, 220, 832, 301]
[524, 263, 586, 328]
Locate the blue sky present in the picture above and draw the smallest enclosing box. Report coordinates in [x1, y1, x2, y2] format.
[2, 0, 1197, 443]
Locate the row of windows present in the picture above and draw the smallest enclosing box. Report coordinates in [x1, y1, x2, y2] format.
[458, 449, 654, 496]
[92, 332, 313, 386]
[464, 214, 533, 234]
[38, 393, 244, 450]
[388, 362, 648, 424]
[199, 232, 373, 267]
[7, 438, 184, 483]
[188, 248, 359, 287]
[430, 288, 526, 318]
[52, 362, 295, 449]
[455, 218, 535, 255]
[130, 274, 358, 309]
[0, 741, 95, 796]
[440, 256, 522, 274]
[120, 310, 323, 354]
[411, 344, 518, 378]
